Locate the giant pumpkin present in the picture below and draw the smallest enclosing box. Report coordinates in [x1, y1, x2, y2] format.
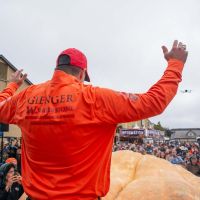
[102, 150, 200, 200]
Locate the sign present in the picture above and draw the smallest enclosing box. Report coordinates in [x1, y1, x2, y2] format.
[146, 129, 160, 137]
[120, 129, 145, 136]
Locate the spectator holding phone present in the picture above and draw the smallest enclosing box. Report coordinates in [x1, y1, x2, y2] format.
[0, 162, 24, 200]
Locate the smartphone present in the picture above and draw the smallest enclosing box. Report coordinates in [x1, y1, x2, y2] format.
[14, 171, 19, 176]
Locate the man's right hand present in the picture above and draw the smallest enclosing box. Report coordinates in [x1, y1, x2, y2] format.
[9, 69, 27, 86]
[162, 40, 188, 64]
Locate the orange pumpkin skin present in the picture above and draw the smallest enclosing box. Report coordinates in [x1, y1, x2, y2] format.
[102, 151, 200, 200]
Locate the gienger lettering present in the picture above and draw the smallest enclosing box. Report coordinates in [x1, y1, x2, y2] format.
[28, 95, 74, 105]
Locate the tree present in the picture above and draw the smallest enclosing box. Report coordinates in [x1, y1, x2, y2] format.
[153, 121, 165, 131]
[165, 128, 174, 138]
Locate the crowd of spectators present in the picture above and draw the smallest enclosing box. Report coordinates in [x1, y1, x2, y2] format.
[1, 138, 21, 173]
[0, 138, 24, 200]
[0, 137, 199, 199]
[113, 140, 200, 176]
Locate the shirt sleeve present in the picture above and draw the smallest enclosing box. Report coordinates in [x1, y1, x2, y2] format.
[94, 59, 184, 124]
[0, 91, 21, 124]
[0, 82, 19, 102]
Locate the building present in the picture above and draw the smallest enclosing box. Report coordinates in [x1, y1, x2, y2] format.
[119, 119, 151, 129]
[170, 128, 200, 142]
[0, 55, 32, 137]
[115, 119, 153, 143]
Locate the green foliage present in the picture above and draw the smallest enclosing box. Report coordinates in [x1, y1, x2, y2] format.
[153, 121, 165, 131]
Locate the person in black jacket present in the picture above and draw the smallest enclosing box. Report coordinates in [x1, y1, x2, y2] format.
[0, 163, 24, 200]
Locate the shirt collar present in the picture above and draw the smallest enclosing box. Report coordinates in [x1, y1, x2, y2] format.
[51, 70, 80, 84]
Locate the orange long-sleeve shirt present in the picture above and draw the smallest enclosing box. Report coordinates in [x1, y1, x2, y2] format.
[0, 59, 184, 200]
[0, 82, 19, 102]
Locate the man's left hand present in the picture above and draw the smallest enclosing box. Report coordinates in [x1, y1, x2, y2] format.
[9, 69, 27, 86]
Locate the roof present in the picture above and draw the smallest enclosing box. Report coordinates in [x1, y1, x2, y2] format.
[171, 128, 200, 139]
[171, 128, 200, 131]
[0, 54, 33, 85]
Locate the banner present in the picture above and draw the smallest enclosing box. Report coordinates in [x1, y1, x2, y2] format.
[146, 129, 160, 137]
[120, 129, 145, 136]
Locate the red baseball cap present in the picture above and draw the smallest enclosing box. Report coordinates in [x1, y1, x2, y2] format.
[56, 48, 90, 82]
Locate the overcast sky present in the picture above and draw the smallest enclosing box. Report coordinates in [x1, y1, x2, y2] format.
[0, 0, 199, 129]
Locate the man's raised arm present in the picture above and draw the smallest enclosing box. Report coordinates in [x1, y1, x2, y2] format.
[94, 40, 188, 124]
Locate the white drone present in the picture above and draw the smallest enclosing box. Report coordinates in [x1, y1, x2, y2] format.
[180, 89, 192, 93]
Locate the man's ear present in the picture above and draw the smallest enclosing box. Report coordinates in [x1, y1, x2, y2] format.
[79, 69, 86, 82]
